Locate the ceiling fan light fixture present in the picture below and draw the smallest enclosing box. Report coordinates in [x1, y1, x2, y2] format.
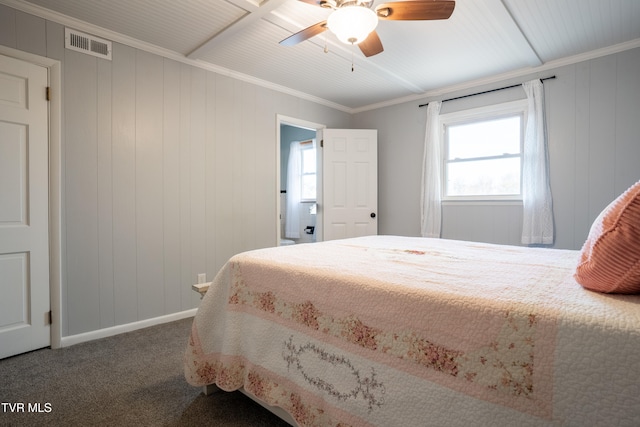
[327, 5, 378, 45]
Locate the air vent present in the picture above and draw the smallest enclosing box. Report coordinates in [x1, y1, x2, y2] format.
[65, 28, 112, 60]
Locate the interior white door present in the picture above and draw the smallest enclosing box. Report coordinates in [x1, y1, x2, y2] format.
[322, 129, 377, 241]
[0, 54, 50, 359]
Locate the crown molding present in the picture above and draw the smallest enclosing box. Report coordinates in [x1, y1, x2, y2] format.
[2, 0, 638, 116]
[353, 38, 640, 114]
[0, 0, 353, 113]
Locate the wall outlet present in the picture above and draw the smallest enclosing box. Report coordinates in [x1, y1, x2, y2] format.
[197, 273, 206, 284]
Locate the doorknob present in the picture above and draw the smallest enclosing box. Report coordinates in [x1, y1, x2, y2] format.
[370, 212, 376, 218]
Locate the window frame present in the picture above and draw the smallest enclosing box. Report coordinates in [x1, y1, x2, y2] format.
[299, 142, 316, 202]
[440, 100, 528, 202]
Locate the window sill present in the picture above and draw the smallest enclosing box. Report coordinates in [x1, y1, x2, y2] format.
[442, 199, 522, 206]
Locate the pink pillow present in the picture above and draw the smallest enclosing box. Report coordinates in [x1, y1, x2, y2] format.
[574, 180, 640, 294]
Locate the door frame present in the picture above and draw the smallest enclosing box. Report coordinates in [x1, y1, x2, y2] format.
[0, 46, 62, 350]
[276, 114, 325, 245]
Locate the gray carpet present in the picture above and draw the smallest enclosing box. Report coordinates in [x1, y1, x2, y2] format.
[0, 318, 291, 426]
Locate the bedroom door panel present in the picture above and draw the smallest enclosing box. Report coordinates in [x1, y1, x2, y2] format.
[0, 54, 50, 359]
[322, 129, 377, 241]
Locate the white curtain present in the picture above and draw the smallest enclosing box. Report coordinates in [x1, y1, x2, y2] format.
[420, 101, 443, 238]
[285, 141, 301, 238]
[521, 79, 554, 244]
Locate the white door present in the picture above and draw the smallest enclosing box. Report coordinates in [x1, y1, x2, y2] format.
[321, 129, 377, 241]
[0, 54, 50, 359]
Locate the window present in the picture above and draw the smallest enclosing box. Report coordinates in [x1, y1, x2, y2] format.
[441, 101, 526, 201]
[300, 143, 316, 201]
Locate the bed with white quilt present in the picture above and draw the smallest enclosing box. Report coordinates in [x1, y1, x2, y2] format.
[185, 182, 640, 427]
[184, 235, 640, 426]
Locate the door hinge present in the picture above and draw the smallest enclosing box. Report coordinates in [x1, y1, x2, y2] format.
[46, 87, 51, 101]
[45, 311, 52, 325]
[320, 139, 324, 148]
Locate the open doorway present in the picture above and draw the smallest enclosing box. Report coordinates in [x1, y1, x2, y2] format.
[276, 115, 325, 247]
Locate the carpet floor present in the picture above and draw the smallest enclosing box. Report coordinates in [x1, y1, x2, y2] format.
[0, 317, 291, 426]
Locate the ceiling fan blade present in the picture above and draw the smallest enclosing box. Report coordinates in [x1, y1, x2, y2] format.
[359, 31, 384, 57]
[280, 21, 328, 46]
[297, 0, 321, 6]
[376, 0, 455, 20]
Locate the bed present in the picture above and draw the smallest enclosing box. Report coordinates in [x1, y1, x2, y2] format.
[184, 233, 640, 426]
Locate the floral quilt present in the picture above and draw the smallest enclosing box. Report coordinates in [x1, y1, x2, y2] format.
[185, 236, 640, 426]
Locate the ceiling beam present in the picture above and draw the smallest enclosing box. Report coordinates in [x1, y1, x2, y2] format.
[187, 0, 290, 59]
[496, 0, 542, 66]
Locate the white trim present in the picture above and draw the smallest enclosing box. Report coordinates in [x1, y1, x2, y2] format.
[277, 114, 327, 132]
[353, 38, 640, 113]
[0, 45, 63, 351]
[49, 56, 62, 351]
[0, 0, 351, 114]
[60, 309, 197, 348]
[276, 115, 326, 246]
[442, 199, 523, 207]
[1, 0, 638, 115]
[0, 0, 640, 114]
[300, 143, 317, 202]
[439, 99, 528, 124]
[440, 100, 527, 202]
[186, 0, 289, 59]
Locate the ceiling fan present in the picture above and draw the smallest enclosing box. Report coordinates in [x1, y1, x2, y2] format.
[280, 0, 455, 57]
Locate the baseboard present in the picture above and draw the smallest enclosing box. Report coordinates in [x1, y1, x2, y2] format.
[59, 308, 197, 348]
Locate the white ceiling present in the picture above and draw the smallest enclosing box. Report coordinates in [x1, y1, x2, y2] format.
[7, 0, 640, 111]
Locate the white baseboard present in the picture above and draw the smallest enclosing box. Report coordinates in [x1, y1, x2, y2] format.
[59, 308, 197, 348]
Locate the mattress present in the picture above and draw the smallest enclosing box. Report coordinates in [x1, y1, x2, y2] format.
[185, 235, 640, 426]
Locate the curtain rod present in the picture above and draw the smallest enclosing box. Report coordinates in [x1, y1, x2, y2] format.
[418, 76, 556, 108]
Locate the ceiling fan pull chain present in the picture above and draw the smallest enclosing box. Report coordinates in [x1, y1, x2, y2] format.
[351, 43, 355, 72]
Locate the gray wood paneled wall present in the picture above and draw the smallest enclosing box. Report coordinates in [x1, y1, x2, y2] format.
[0, 4, 351, 337]
[354, 47, 640, 250]
[2, 2, 639, 338]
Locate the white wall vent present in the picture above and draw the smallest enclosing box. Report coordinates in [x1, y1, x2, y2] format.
[65, 28, 112, 60]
